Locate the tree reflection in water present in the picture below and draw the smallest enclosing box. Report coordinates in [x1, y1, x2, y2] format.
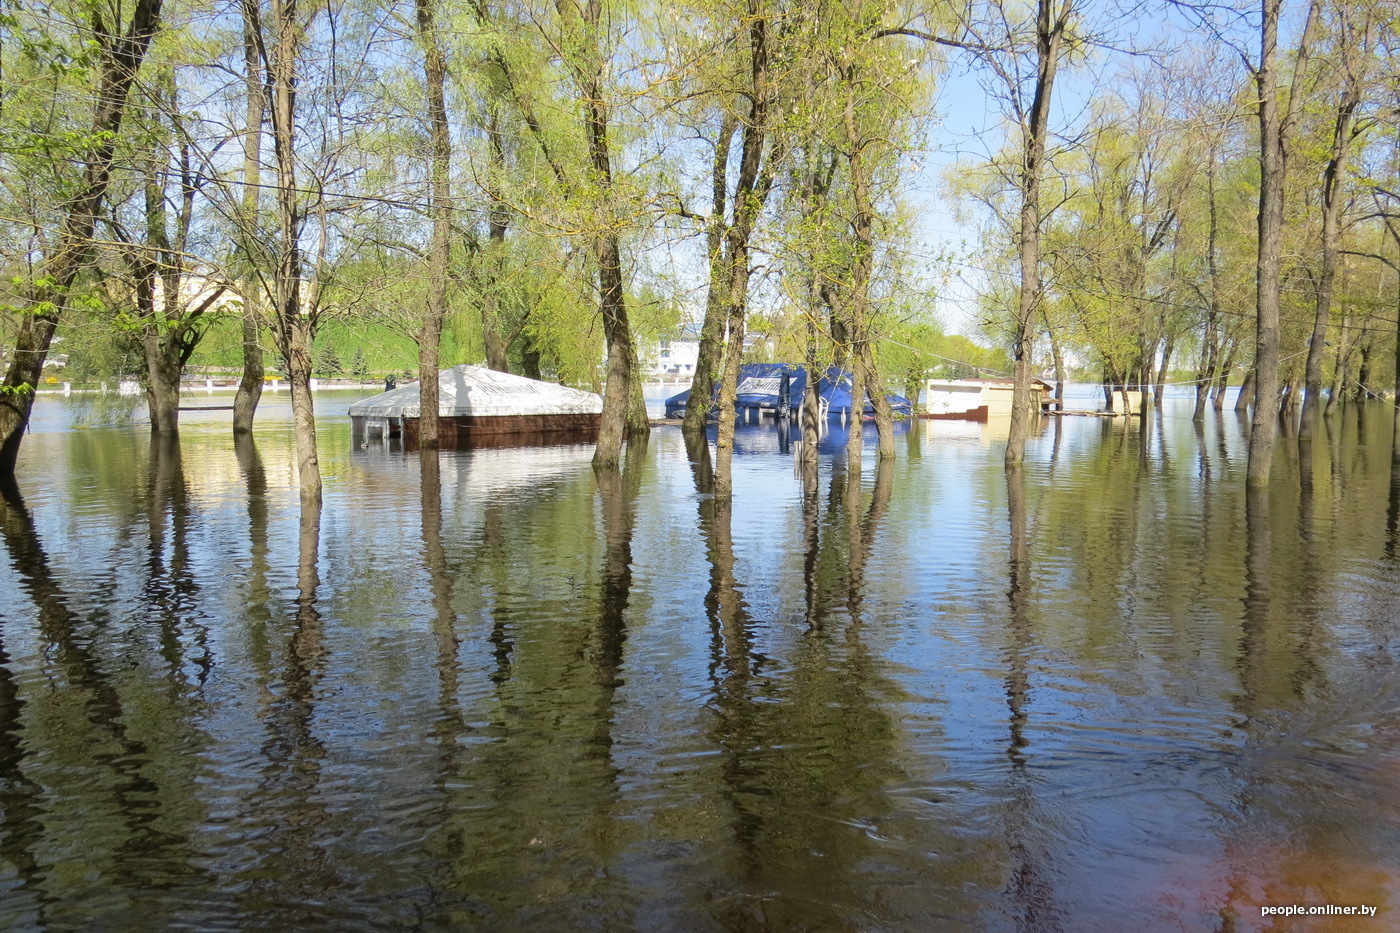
[1001, 463, 1060, 933]
[1, 399, 1398, 929]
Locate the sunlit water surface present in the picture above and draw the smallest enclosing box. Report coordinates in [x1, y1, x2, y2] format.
[1, 389, 1398, 931]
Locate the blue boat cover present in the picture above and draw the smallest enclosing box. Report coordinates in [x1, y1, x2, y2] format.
[664, 364, 913, 420]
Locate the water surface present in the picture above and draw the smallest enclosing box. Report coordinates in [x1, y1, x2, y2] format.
[1, 392, 1398, 931]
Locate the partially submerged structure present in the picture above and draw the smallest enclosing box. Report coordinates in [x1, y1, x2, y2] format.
[923, 378, 1052, 422]
[664, 363, 914, 421]
[349, 364, 603, 449]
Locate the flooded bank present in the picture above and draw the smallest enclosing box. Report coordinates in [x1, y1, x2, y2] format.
[1, 392, 1397, 931]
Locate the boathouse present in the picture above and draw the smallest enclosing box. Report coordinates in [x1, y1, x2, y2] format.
[923, 378, 1052, 421]
[349, 364, 603, 449]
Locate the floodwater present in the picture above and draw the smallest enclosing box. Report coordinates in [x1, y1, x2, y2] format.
[1, 389, 1398, 932]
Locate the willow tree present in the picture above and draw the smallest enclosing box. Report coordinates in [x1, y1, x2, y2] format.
[1299, 0, 1379, 434]
[680, 0, 793, 496]
[239, 0, 380, 498]
[924, 0, 1075, 464]
[100, 66, 231, 437]
[0, 0, 165, 475]
[675, 0, 792, 466]
[256, 0, 322, 499]
[467, 0, 649, 469]
[982, 0, 1075, 466]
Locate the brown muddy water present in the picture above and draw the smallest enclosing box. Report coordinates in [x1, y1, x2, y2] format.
[0, 390, 1397, 932]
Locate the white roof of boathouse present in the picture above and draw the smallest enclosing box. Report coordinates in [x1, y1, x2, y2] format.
[348, 364, 603, 418]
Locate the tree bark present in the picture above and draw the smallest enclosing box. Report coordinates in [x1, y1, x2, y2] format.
[1248, 0, 1318, 487]
[1301, 30, 1362, 434]
[567, 0, 646, 469]
[1154, 330, 1174, 408]
[234, 0, 265, 435]
[840, 79, 893, 463]
[415, 0, 452, 449]
[0, 0, 165, 475]
[1236, 367, 1255, 412]
[267, 0, 322, 501]
[1005, 0, 1071, 466]
[1194, 161, 1224, 422]
[699, 3, 785, 488]
[1326, 309, 1351, 417]
[481, 107, 511, 372]
[682, 116, 736, 436]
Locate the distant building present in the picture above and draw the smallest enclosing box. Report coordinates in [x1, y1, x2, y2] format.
[642, 325, 775, 379]
[924, 378, 1052, 421]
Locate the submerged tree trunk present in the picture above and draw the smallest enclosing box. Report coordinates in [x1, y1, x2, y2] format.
[861, 342, 895, 460]
[593, 231, 640, 468]
[682, 117, 736, 436]
[1154, 331, 1174, 408]
[1213, 342, 1236, 411]
[573, 1, 646, 469]
[0, 0, 165, 475]
[1044, 313, 1065, 412]
[693, 6, 784, 473]
[234, 0, 265, 435]
[1236, 368, 1255, 412]
[1248, 0, 1318, 487]
[845, 350, 866, 463]
[713, 310, 746, 499]
[1326, 309, 1351, 417]
[1355, 337, 1373, 402]
[415, 0, 452, 449]
[481, 107, 511, 373]
[1301, 44, 1362, 435]
[799, 303, 822, 464]
[838, 61, 891, 464]
[267, 0, 321, 501]
[1006, 0, 1071, 466]
[1195, 161, 1224, 423]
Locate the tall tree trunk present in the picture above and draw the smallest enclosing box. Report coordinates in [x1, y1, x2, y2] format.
[481, 107, 511, 372]
[1393, 266, 1400, 442]
[799, 292, 822, 464]
[682, 116, 736, 436]
[415, 0, 452, 449]
[841, 69, 891, 463]
[1006, 0, 1070, 466]
[0, 0, 165, 475]
[268, 0, 321, 501]
[696, 2, 784, 469]
[712, 309, 746, 499]
[570, 0, 645, 468]
[234, 0, 265, 435]
[593, 230, 638, 468]
[845, 349, 866, 462]
[1195, 161, 1224, 422]
[1301, 40, 1362, 434]
[1248, 0, 1318, 486]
